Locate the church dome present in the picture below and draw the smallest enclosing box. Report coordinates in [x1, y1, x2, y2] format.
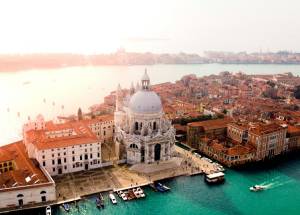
[129, 91, 162, 114]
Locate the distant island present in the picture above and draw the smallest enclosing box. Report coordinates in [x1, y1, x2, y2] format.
[1, 49, 300, 72]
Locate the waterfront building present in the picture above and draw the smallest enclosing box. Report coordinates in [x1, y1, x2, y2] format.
[248, 123, 288, 160]
[0, 142, 56, 209]
[23, 115, 103, 176]
[114, 70, 176, 164]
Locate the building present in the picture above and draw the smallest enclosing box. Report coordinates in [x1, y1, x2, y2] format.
[0, 142, 56, 209]
[114, 70, 176, 164]
[248, 123, 288, 160]
[23, 115, 102, 176]
[187, 118, 232, 149]
[227, 122, 248, 143]
[83, 114, 115, 143]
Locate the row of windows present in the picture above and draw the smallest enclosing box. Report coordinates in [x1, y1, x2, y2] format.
[42, 143, 100, 154]
[0, 167, 13, 173]
[52, 160, 101, 172]
[43, 153, 100, 167]
[0, 161, 13, 168]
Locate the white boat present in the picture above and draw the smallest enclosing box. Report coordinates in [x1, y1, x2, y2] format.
[109, 193, 117, 204]
[120, 192, 128, 201]
[249, 185, 266, 192]
[46, 206, 51, 215]
[133, 188, 141, 198]
[205, 172, 225, 184]
[136, 187, 146, 197]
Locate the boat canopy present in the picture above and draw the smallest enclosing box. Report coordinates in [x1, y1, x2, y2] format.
[206, 172, 225, 179]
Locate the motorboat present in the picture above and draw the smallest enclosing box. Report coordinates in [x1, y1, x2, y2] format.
[249, 185, 266, 192]
[109, 193, 117, 204]
[136, 187, 146, 198]
[62, 203, 70, 212]
[133, 188, 141, 198]
[117, 190, 128, 201]
[46, 206, 51, 215]
[99, 193, 104, 208]
[95, 197, 101, 208]
[158, 183, 170, 191]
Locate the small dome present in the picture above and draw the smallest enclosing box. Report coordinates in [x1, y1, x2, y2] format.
[129, 91, 162, 114]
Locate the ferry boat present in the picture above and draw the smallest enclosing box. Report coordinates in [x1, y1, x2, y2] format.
[249, 185, 266, 192]
[205, 172, 225, 184]
[109, 193, 117, 204]
[45, 206, 51, 215]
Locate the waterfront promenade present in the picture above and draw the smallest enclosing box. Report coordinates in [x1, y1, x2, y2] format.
[54, 145, 219, 203]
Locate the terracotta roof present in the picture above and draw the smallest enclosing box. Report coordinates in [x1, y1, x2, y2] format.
[26, 120, 99, 150]
[0, 141, 52, 192]
[249, 123, 286, 135]
[188, 118, 232, 130]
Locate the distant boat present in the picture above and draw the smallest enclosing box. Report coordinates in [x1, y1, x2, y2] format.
[45, 206, 51, 215]
[250, 185, 266, 192]
[62, 203, 70, 212]
[22, 81, 31, 85]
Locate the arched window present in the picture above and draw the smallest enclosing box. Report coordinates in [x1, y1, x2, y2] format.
[135, 122, 139, 131]
[129, 144, 138, 149]
[153, 122, 157, 130]
[140, 122, 143, 129]
[17, 194, 24, 198]
[40, 191, 46, 195]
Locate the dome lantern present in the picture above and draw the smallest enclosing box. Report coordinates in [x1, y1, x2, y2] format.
[141, 68, 150, 90]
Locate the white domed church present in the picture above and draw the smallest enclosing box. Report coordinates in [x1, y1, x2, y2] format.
[114, 70, 175, 164]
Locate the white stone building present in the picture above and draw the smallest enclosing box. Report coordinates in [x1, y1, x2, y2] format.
[114, 70, 175, 164]
[23, 117, 102, 176]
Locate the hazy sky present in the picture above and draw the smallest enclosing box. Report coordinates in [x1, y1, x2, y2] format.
[0, 0, 299, 54]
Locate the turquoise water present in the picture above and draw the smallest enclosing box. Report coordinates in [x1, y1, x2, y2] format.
[17, 155, 300, 215]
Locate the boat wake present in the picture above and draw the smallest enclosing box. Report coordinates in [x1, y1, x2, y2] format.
[258, 178, 293, 190]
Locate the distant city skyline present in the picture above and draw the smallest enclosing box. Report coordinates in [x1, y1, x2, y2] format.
[0, 0, 300, 54]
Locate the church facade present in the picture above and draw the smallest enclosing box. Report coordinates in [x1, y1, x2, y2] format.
[114, 70, 175, 164]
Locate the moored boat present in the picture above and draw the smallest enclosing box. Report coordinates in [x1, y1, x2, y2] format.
[133, 188, 141, 198]
[62, 203, 70, 212]
[46, 206, 51, 215]
[99, 193, 104, 208]
[205, 172, 225, 184]
[109, 193, 117, 204]
[136, 187, 146, 198]
[158, 183, 170, 191]
[96, 197, 101, 208]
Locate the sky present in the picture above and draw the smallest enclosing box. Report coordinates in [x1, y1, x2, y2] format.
[0, 0, 299, 54]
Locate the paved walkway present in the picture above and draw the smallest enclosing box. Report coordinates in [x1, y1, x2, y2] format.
[53, 145, 222, 203]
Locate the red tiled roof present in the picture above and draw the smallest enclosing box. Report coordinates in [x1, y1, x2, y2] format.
[0, 141, 52, 191]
